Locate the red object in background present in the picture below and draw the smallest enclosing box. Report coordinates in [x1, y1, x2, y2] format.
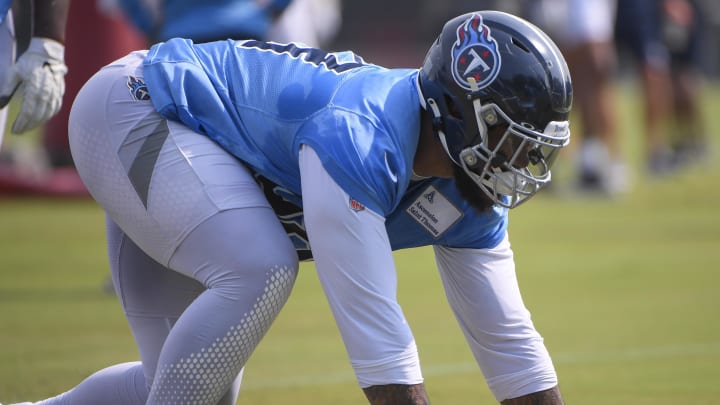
[0, 165, 90, 197]
[43, 0, 147, 167]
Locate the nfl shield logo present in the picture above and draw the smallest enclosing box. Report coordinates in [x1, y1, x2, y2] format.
[349, 198, 365, 212]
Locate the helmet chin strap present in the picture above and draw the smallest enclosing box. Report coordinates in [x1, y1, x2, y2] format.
[425, 97, 461, 167]
[466, 77, 490, 146]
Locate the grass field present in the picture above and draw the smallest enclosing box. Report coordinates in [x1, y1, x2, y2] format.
[1, 83, 719, 404]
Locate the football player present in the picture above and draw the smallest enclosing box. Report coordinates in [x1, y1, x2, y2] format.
[14, 11, 571, 405]
[529, 0, 628, 195]
[115, 0, 293, 43]
[615, 0, 677, 175]
[0, 0, 69, 145]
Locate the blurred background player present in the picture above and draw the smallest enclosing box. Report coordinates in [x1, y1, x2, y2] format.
[114, 0, 292, 43]
[529, 0, 713, 190]
[1, 0, 296, 197]
[268, 0, 342, 48]
[614, 0, 679, 176]
[528, 0, 628, 195]
[0, 0, 69, 147]
[662, 0, 711, 166]
[47, 0, 294, 167]
[0, 0, 143, 196]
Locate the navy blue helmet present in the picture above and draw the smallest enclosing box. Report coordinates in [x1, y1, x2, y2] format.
[419, 11, 572, 208]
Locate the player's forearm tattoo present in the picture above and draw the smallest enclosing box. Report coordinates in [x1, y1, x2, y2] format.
[500, 386, 564, 404]
[362, 383, 430, 405]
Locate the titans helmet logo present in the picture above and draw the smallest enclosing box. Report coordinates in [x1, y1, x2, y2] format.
[451, 14, 501, 91]
[127, 75, 151, 101]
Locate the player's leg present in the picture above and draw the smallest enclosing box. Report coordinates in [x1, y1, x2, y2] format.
[32, 362, 148, 405]
[566, 0, 627, 194]
[64, 51, 298, 404]
[527, 0, 625, 195]
[106, 218, 245, 405]
[666, 1, 708, 165]
[615, 0, 675, 175]
[29, 201, 253, 405]
[149, 205, 296, 404]
[28, 219, 187, 404]
[433, 235, 563, 404]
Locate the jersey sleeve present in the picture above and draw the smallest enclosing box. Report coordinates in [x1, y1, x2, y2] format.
[299, 145, 423, 386]
[432, 238, 557, 400]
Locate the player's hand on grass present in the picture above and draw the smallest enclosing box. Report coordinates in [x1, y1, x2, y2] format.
[0, 37, 67, 134]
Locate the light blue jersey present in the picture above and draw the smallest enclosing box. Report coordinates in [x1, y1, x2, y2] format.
[0, 0, 10, 25]
[143, 38, 507, 251]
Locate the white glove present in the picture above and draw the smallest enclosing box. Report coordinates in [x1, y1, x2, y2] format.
[0, 37, 68, 134]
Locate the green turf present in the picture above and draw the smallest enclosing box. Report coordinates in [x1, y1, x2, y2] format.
[1, 83, 719, 403]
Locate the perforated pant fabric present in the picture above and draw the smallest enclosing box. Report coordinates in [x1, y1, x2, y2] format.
[58, 52, 300, 404]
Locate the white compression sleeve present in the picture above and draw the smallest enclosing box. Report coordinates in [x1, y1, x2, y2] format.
[299, 145, 423, 387]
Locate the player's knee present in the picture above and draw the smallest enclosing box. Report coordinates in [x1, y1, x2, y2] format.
[260, 262, 298, 314]
[206, 256, 298, 306]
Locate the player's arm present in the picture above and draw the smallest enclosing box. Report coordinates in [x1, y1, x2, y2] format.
[299, 145, 429, 405]
[366, 381, 563, 404]
[433, 240, 564, 404]
[0, 0, 69, 133]
[33, 0, 70, 43]
[500, 386, 564, 404]
[362, 384, 430, 404]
